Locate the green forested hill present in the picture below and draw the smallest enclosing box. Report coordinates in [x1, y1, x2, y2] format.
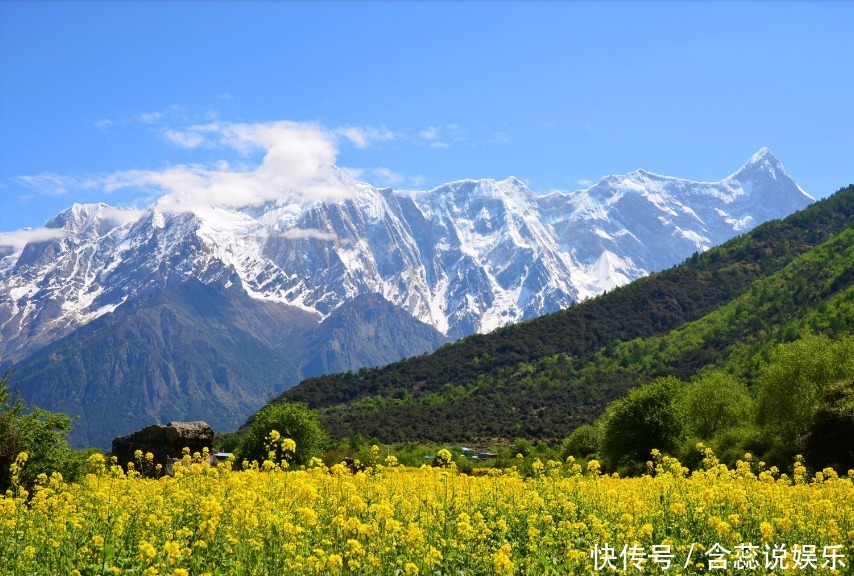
[265, 186, 854, 443]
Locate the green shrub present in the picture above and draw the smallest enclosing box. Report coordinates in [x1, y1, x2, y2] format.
[0, 370, 86, 492]
[561, 423, 603, 459]
[236, 401, 327, 467]
[601, 376, 686, 467]
[681, 371, 752, 439]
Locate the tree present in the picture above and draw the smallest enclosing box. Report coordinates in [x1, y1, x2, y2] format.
[802, 375, 854, 471]
[561, 423, 603, 459]
[602, 376, 686, 467]
[237, 401, 327, 467]
[682, 371, 752, 439]
[0, 370, 83, 492]
[757, 333, 854, 457]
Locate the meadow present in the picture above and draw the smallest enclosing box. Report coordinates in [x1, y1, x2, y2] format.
[2, 442, 852, 576]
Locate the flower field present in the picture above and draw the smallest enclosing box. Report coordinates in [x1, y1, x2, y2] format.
[1, 446, 852, 576]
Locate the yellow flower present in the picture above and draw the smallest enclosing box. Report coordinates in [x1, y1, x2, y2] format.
[282, 438, 297, 453]
[775, 517, 793, 533]
[493, 543, 514, 575]
[2, 437, 852, 576]
[327, 553, 343, 568]
[164, 540, 182, 558]
[425, 546, 443, 567]
[669, 502, 686, 516]
[139, 540, 158, 559]
[760, 521, 774, 541]
[297, 507, 318, 526]
[640, 523, 654, 539]
[436, 449, 453, 467]
[345, 538, 363, 556]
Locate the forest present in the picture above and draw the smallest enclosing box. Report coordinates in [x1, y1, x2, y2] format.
[251, 186, 854, 470]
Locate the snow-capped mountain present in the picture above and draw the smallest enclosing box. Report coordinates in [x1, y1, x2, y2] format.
[538, 147, 813, 296]
[0, 148, 813, 448]
[1, 148, 811, 364]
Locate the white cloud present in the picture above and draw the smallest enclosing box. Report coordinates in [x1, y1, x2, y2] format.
[138, 111, 166, 124]
[0, 207, 144, 249]
[335, 126, 396, 149]
[577, 179, 594, 187]
[97, 206, 147, 226]
[15, 173, 97, 196]
[278, 228, 337, 242]
[418, 124, 466, 148]
[0, 227, 68, 249]
[342, 166, 423, 189]
[369, 167, 406, 187]
[341, 167, 365, 180]
[164, 129, 207, 149]
[94, 106, 181, 130]
[104, 121, 354, 212]
[419, 126, 441, 141]
[13, 118, 405, 218]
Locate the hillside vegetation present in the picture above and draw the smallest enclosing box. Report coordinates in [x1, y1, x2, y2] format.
[264, 186, 854, 463]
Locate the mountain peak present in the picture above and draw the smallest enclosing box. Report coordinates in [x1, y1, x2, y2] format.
[502, 176, 526, 187]
[751, 146, 774, 159]
[725, 148, 813, 205]
[47, 202, 112, 230]
[44, 202, 145, 239]
[730, 147, 787, 180]
[746, 146, 782, 167]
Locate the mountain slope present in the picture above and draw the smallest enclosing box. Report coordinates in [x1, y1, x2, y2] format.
[302, 293, 448, 377]
[270, 185, 854, 442]
[9, 280, 313, 447]
[9, 282, 446, 449]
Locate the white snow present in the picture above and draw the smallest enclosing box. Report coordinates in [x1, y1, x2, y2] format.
[0, 148, 814, 360]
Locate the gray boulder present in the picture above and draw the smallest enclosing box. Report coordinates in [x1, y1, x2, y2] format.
[111, 421, 214, 473]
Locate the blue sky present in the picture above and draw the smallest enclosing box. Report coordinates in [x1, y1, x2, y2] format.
[1, 1, 852, 234]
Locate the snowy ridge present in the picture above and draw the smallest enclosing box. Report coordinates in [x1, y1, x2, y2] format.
[0, 148, 813, 362]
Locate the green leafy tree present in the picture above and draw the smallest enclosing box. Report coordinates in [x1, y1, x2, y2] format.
[0, 370, 84, 492]
[602, 376, 686, 467]
[561, 423, 603, 459]
[802, 375, 854, 471]
[757, 333, 854, 460]
[237, 401, 327, 467]
[682, 371, 753, 439]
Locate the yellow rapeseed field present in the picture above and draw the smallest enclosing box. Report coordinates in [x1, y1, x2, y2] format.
[1, 441, 852, 575]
